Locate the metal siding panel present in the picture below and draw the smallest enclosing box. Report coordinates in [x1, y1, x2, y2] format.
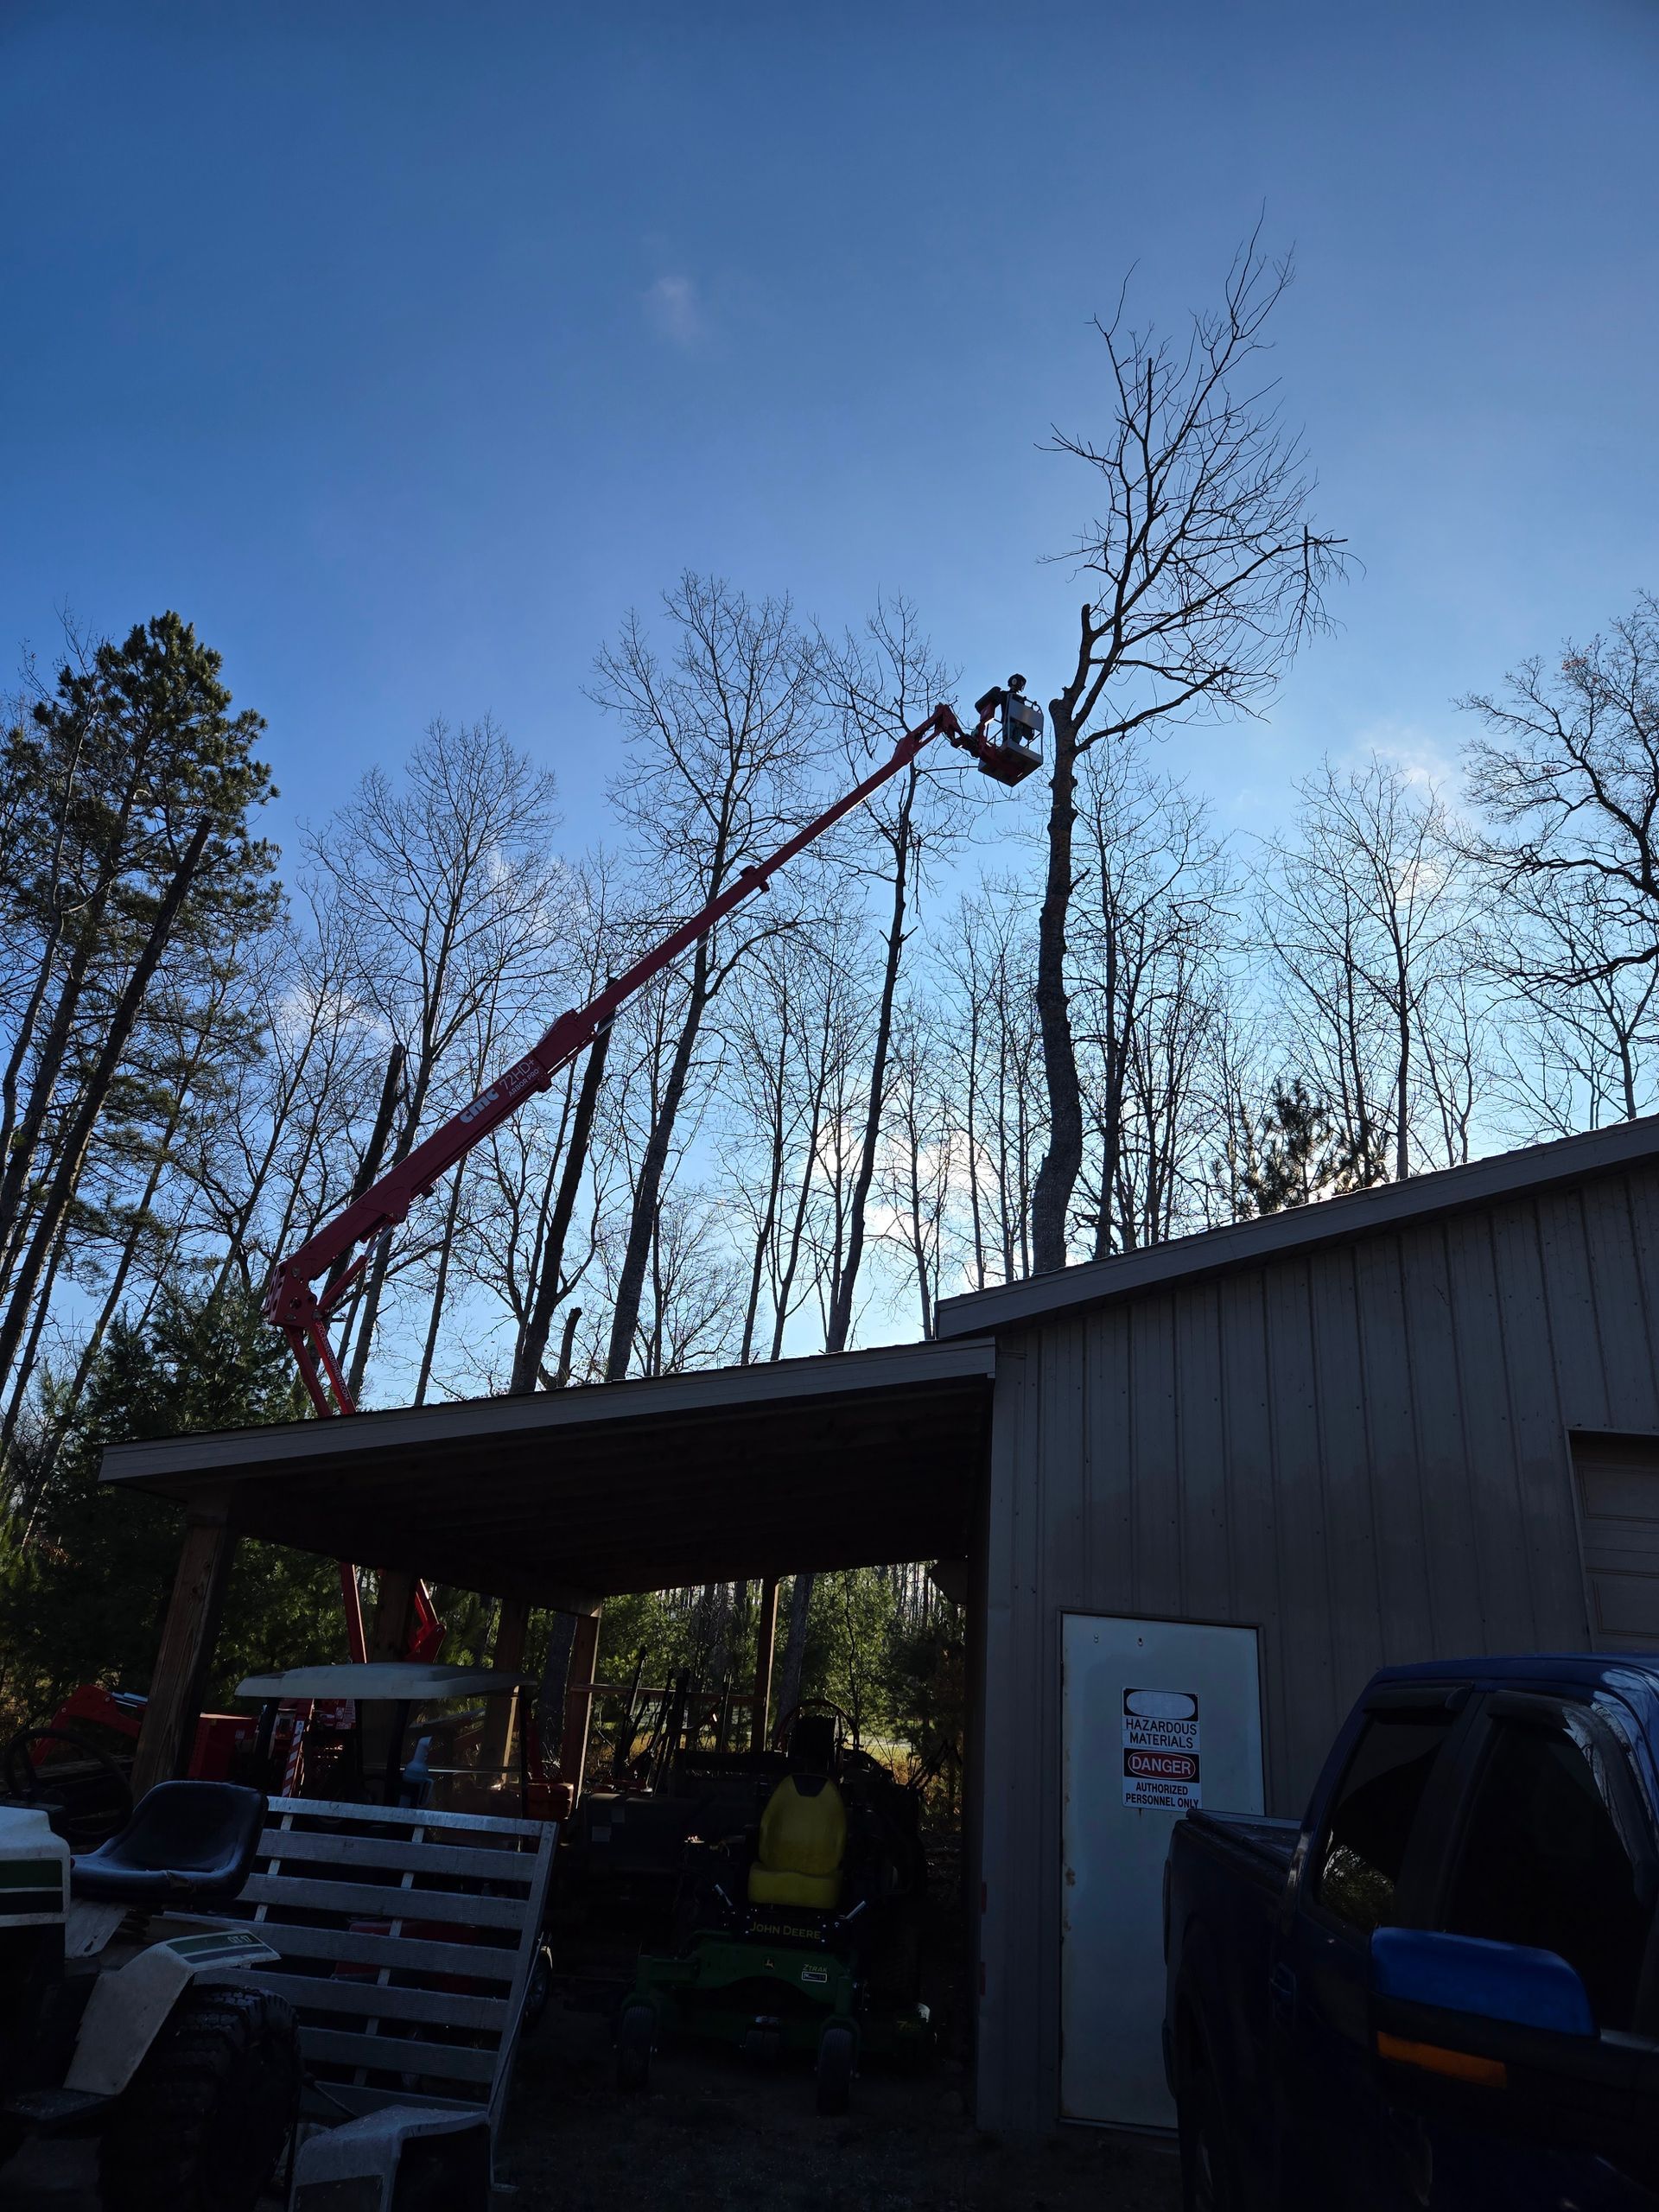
[1581, 1175, 1659, 1433]
[1087, 1306, 1136, 1615]
[974, 1333, 1023, 2132]
[1174, 1282, 1230, 1621]
[1490, 1198, 1590, 1645]
[1442, 1211, 1537, 1648]
[1351, 1235, 1436, 1666]
[1044, 1317, 1090, 1607]
[1260, 1257, 1342, 1800]
[1008, 1327, 1049, 2131]
[1534, 1188, 1611, 1430]
[1217, 1271, 1292, 1809]
[1036, 1317, 1085, 2114]
[1395, 1223, 1487, 1658]
[1130, 1295, 1182, 1618]
[1307, 1245, 1384, 1697]
[1624, 1170, 1659, 1391]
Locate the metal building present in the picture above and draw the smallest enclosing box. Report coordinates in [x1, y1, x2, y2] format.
[103, 1115, 1659, 2139]
[943, 1113, 1659, 2133]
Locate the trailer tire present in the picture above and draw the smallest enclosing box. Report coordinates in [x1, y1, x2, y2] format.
[98, 1984, 300, 2212]
[615, 2001, 654, 2093]
[815, 2023, 855, 2116]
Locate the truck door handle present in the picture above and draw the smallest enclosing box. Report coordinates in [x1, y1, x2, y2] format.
[1268, 1964, 1297, 2023]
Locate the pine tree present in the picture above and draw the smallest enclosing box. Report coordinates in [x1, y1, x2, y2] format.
[0, 1284, 337, 1721]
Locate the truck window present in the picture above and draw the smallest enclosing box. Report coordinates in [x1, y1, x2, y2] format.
[1440, 1716, 1649, 2031]
[1313, 1710, 1456, 1933]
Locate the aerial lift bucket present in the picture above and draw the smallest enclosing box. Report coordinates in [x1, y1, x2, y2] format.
[963, 677, 1044, 786]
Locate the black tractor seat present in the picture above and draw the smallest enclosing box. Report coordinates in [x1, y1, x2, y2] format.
[70, 1781, 267, 1906]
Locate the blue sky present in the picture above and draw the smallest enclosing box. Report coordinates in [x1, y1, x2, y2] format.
[3, 0, 1656, 864]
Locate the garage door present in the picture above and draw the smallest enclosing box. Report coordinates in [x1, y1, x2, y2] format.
[1573, 1433, 1659, 1650]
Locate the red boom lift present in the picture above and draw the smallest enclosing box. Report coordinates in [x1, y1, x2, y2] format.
[263, 683, 1039, 1659]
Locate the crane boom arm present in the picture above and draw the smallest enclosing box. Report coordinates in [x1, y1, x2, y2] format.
[264, 700, 971, 1416]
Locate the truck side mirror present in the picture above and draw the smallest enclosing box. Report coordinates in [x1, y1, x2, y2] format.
[1380, 1929, 1601, 2044]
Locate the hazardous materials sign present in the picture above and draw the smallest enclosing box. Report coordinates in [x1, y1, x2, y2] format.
[1122, 1687, 1200, 1808]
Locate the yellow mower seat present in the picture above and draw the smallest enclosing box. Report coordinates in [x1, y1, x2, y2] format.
[747, 1773, 846, 1910]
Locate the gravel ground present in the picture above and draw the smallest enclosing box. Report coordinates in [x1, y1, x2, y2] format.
[496, 1999, 1183, 2212]
[2, 1985, 1179, 2212]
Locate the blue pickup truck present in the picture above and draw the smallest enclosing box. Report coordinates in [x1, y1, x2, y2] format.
[1163, 1655, 1659, 2209]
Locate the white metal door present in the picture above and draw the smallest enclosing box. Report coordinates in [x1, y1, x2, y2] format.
[1060, 1612, 1263, 2127]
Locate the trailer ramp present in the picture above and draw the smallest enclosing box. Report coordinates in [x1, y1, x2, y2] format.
[182, 1794, 554, 2133]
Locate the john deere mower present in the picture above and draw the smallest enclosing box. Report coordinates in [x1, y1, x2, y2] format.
[615, 1703, 931, 2114]
[0, 1776, 296, 2211]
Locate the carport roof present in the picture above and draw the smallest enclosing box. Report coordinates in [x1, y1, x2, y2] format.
[98, 1336, 997, 1609]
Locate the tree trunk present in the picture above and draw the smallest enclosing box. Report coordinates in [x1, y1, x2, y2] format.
[774, 1570, 814, 1729]
[0, 817, 212, 1390]
[824, 792, 914, 1352]
[0, 1224, 69, 1474]
[537, 1611, 579, 1761]
[511, 1027, 610, 1393]
[26, 1070, 194, 1491]
[739, 1032, 788, 1365]
[1032, 698, 1084, 1274]
[0, 769, 142, 1286]
[605, 952, 710, 1382]
[412, 1164, 466, 1406]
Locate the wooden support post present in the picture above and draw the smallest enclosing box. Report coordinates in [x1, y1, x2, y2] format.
[355, 1569, 418, 1792]
[131, 1510, 236, 1802]
[559, 1608, 601, 1802]
[481, 1598, 531, 1774]
[368, 1569, 416, 1662]
[751, 1575, 779, 1751]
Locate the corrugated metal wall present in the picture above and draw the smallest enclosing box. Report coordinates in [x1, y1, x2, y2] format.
[974, 1164, 1659, 2133]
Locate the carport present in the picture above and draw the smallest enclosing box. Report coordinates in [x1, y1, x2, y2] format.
[99, 1333, 997, 1809]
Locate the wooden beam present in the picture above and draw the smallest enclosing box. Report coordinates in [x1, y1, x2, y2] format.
[132, 1510, 236, 1800]
[559, 1608, 601, 1801]
[751, 1575, 779, 1751]
[367, 1569, 416, 1662]
[480, 1598, 531, 1773]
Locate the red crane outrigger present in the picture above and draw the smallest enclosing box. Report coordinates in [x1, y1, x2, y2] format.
[264, 691, 1027, 1658]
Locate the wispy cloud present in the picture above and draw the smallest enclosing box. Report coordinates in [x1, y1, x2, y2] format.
[1343, 717, 1461, 791]
[643, 273, 705, 349]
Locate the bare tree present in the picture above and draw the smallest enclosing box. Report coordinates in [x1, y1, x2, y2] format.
[1461, 593, 1659, 1132]
[194, 884, 387, 1298]
[1461, 594, 1659, 979]
[1259, 757, 1483, 1182]
[721, 922, 863, 1364]
[305, 716, 563, 1402]
[931, 880, 1045, 1289]
[876, 999, 956, 1339]
[1486, 872, 1659, 1135]
[593, 575, 821, 1381]
[813, 599, 962, 1351]
[1030, 231, 1347, 1270]
[1070, 741, 1237, 1255]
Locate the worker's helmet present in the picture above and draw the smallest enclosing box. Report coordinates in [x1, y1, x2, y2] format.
[1007, 673, 1027, 694]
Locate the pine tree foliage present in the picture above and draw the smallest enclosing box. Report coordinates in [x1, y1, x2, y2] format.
[0, 1284, 336, 1725]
